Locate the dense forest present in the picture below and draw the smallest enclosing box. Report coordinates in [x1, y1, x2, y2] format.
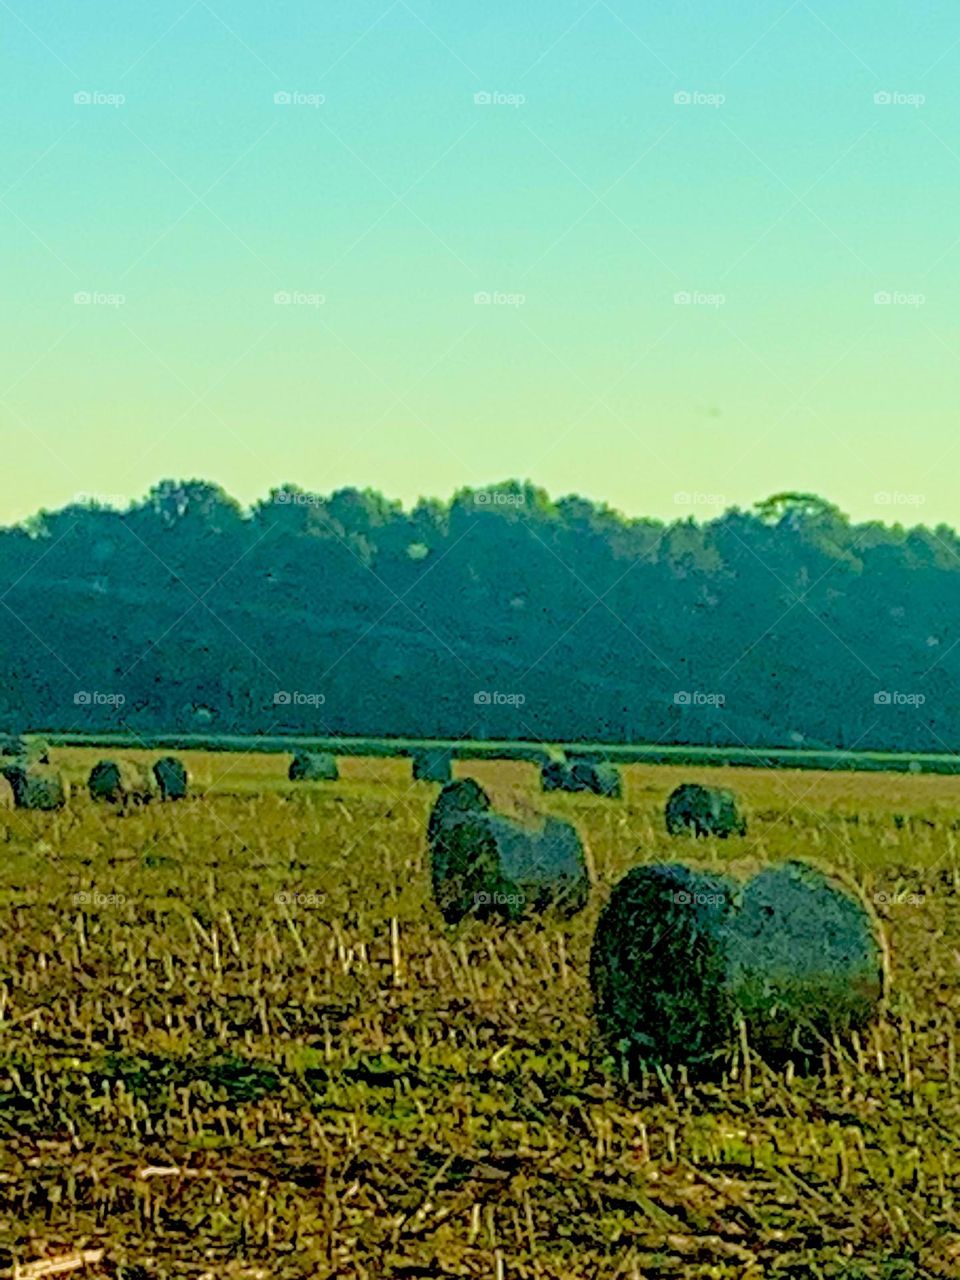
[1, 480, 957, 752]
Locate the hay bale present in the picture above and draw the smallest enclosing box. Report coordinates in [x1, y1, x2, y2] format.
[153, 755, 189, 801]
[540, 759, 570, 792]
[0, 774, 14, 808]
[590, 863, 736, 1076]
[3, 765, 69, 811]
[591, 859, 884, 1078]
[428, 779, 589, 923]
[288, 751, 339, 782]
[541, 758, 621, 798]
[727, 861, 883, 1063]
[665, 783, 745, 838]
[571, 760, 622, 798]
[88, 758, 155, 807]
[411, 747, 452, 783]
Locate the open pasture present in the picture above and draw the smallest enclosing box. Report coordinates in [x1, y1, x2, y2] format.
[1, 749, 959, 1277]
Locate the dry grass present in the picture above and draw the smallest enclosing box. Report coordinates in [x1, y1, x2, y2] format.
[0, 749, 959, 1277]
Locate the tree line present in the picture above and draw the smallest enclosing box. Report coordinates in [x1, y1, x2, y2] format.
[1, 480, 956, 753]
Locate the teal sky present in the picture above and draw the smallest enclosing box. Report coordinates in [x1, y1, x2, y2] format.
[2, 0, 959, 525]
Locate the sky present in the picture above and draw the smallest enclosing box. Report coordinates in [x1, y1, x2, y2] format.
[1, 0, 959, 527]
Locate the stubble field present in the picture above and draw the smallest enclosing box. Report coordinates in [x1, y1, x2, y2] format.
[1, 749, 959, 1278]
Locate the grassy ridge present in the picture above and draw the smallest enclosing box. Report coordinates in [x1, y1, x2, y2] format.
[30, 730, 960, 774]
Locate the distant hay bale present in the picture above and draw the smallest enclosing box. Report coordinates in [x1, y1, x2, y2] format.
[665, 782, 745, 838]
[728, 860, 884, 1064]
[3, 765, 69, 811]
[590, 863, 737, 1076]
[153, 756, 189, 801]
[411, 748, 452, 783]
[540, 758, 621, 798]
[591, 859, 884, 1078]
[540, 759, 569, 792]
[88, 759, 155, 808]
[428, 779, 589, 923]
[0, 734, 25, 759]
[571, 760, 622, 798]
[288, 751, 339, 782]
[0, 775, 14, 808]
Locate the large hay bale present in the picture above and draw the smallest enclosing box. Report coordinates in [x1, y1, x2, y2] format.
[728, 861, 884, 1063]
[88, 758, 155, 808]
[0, 775, 14, 808]
[3, 765, 69, 811]
[590, 863, 736, 1076]
[153, 755, 189, 801]
[288, 751, 339, 782]
[591, 859, 883, 1078]
[411, 747, 452, 783]
[665, 783, 746, 838]
[428, 779, 589, 923]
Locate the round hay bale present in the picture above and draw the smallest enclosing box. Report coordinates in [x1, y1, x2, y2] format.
[88, 758, 155, 807]
[727, 860, 884, 1063]
[288, 751, 339, 782]
[0, 774, 14, 809]
[571, 760, 622, 798]
[153, 755, 189, 801]
[428, 779, 589, 923]
[411, 747, 452, 783]
[0, 735, 48, 765]
[0, 734, 25, 759]
[4, 765, 69, 811]
[540, 759, 570, 792]
[428, 778, 493, 917]
[665, 783, 746, 838]
[590, 863, 737, 1077]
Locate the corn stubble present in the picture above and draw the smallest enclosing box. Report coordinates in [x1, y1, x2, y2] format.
[0, 750, 958, 1278]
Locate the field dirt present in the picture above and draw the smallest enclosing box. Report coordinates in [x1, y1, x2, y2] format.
[1, 749, 959, 1278]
